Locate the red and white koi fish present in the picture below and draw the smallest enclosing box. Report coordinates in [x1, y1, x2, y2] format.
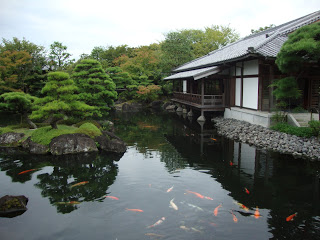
[186, 190, 204, 199]
[214, 204, 222, 216]
[70, 181, 89, 188]
[286, 212, 297, 221]
[18, 169, 37, 175]
[169, 198, 178, 210]
[230, 210, 238, 223]
[105, 196, 119, 200]
[126, 208, 144, 212]
[147, 217, 165, 228]
[167, 186, 174, 192]
[244, 187, 250, 194]
[234, 201, 249, 211]
[254, 207, 261, 219]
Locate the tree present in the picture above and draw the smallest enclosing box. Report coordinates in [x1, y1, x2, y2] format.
[275, 22, 320, 114]
[72, 59, 117, 117]
[0, 37, 48, 96]
[105, 66, 136, 89]
[30, 72, 95, 129]
[49, 41, 74, 70]
[251, 24, 276, 34]
[0, 92, 37, 128]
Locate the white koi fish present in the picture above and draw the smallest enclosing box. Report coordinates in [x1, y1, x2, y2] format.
[169, 198, 178, 210]
[167, 186, 174, 192]
[187, 203, 204, 212]
[147, 217, 166, 228]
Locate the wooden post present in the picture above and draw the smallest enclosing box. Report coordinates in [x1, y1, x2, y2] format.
[201, 79, 204, 106]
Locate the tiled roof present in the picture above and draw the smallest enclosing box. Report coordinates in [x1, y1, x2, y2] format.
[164, 66, 220, 80]
[173, 10, 320, 73]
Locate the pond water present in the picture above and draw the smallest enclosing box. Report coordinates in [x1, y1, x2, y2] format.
[0, 110, 320, 240]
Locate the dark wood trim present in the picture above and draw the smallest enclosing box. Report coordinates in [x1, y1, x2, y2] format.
[234, 74, 259, 78]
[240, 62, 244, 108]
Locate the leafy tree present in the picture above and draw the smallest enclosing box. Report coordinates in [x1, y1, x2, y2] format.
[30, 72, 95, 129]
[105, 66, 137, 89]
[0, 37, 47, 96]
[251, 24, 276, 34]
[49, 41, 74, 70]
[135, 84, 161, 103]
[275, 22, 320, 113]
[0, 92, 37, 128]
[72, 59, 117, 117]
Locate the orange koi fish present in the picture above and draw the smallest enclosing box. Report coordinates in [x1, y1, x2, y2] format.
[231, 210, 238, 223]
[147, 217, 165, 228]
[167, 186, 174, 192]
[145, 233, 165, 238]
[105, 196, 119, 200]
[254, 207, 261, 219]
[70, 181, 89, 188]
[126, 208, 144, 212]
[244, 188, 250, 194]
[286, 212, 297, 221]
[211, 138, 217, 141]
[214, 204, 222, 216]
[186, 190, 204, 199]
[18, 169, 36, 175]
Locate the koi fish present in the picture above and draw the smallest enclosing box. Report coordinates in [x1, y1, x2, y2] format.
[286, 212, 297, 221]
[191, 227, 202, 233]
[244, 188, 250, 194]
[105, 196, 119, 200]
[211, 138, 217, 141]
[18, 169, 36, 175]
[229, 161, 234, 166]
[180, 226, 190, 231]
[231, 210, 238, 223]
[254, 207, 261, 219]
[214, 204, 222, 216]
[55, 201, 81, 205]
[147, 217, 165, 228]
[187, 203, 204, 212]
[167, 186, 174, 192]
[209, 222, 217, 227]
[126, 208, 144, 212]
[204, 196, 213, 200]
[234, 201, 249, 211]
[186, 190, 204, 199]
[145, 233, 165, 238]
[169, 198, 178, 210]
[70, 181, 89, 188]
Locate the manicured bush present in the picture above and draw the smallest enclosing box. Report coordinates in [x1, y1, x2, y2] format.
[270, 123, 313, 138]
[76, 123, 102, 138]
[309, 120, 320, 137]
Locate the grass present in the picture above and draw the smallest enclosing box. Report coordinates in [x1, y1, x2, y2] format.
[270, 123, 314, 138]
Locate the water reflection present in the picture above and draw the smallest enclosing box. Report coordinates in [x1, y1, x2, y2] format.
[0, 149, 121, 213]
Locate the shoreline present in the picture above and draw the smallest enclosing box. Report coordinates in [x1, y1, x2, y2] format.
[212, 117, 320, 161]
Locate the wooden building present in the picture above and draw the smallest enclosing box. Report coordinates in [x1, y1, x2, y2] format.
[164, 11, 320, 126]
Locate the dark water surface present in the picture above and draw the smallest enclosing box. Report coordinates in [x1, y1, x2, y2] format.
[0, 111, 320, 240]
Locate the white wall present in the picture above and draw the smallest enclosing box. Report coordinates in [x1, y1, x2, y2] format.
[243, 60, 258, 75]
[235, 78, 241, 106]
[183, 80, 187, 93]
[242, 78, 258, 109]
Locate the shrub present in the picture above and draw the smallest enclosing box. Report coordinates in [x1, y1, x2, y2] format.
[76, 123, 102, 138]
[309, 120, 320, 137]
[135, 84, 161, 103]
[0, 127, 13, 135]
[74, 120, 102, 129]
[271, 123, 313, 138]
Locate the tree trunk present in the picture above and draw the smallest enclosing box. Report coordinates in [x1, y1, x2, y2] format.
[23, 113, 37, 129]
[50, 117, 62, 129]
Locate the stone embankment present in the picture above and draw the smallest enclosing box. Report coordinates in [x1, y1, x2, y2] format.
[212, 118, 320, 161]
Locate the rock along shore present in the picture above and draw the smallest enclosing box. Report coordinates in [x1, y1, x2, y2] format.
[212, 118, 320, 161]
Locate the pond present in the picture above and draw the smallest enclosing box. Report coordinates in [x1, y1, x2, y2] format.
[0, 110, 320, 240]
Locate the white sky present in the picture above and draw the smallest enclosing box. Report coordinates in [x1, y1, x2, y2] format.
[1, 0, 319, 60]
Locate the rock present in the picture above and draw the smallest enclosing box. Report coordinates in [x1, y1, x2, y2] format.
[121, 102, 143, 112]
[162, 102, 171, 110]
[95, 135, 126, 153]
[22, 137, 49, 154]
[151, 100, 164, 109]
[0, 195, 28, 218]
[49, 133, 98, 155]
[166, 105, 177, 111]
[0, 132, 25, 145]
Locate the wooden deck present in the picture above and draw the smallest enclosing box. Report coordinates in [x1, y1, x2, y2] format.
[172, 92, 225, 111]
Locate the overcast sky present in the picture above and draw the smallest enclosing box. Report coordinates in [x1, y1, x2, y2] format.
[1, 0, 319, 60]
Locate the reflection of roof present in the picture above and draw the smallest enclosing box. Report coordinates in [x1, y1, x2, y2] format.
[164, 66, 220, 80]
[172, 10, 320, 72]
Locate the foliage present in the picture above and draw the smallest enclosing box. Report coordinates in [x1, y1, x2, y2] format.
[251, 24, 276, 34]
[74, 120, 102, 129]
[30, 125, 77, 146]
[105, 66, 137, 89]
[76, 123, 102, 138]
[49, 41, 74, 70]
[0, 126, 13, 135]
[269, 77, 301, 110]
[270, 122, 313, 138]
[135, 85, 161, 103]
[0, 37, 47, 95]
[271, 110, 287, 124]
[0, 92, 37, 114]
[72, 59, 117, 117]
[30, 72, 95, 128]
[308, 120, 320, 137]
[276, 22, 320, 74]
